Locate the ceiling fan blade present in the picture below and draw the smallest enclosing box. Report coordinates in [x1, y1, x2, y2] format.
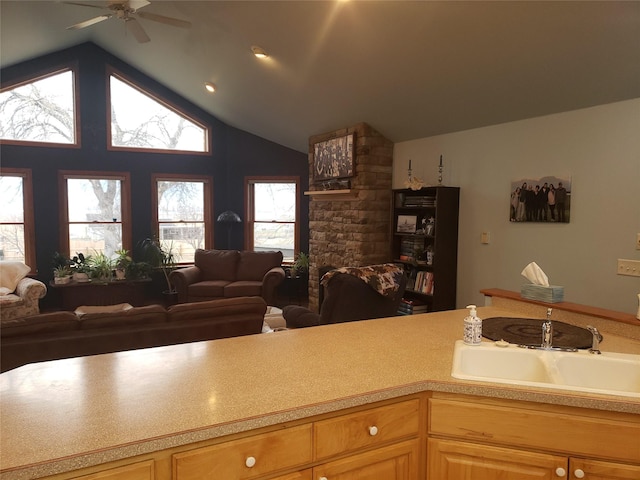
[125, 17, 150, 43]
[67, 14, 111, 30]
[62, 1, 109, 10]
[127, 0, 150, 11]
[137, 11, 191, 29]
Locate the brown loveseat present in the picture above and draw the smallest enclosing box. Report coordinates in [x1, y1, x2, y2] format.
[0, 296, 267, 373]
[169, 249, 285, 305]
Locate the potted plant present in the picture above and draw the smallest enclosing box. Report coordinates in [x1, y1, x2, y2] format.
[53, 265, 72, 284]
[291, 251, 309, 278]
[70, 252, 92, 282]
[114, 249, 132, 280]
[139, 237, 177, 295]
[126, 261, 152, 280]
[89, 251, 114, 283]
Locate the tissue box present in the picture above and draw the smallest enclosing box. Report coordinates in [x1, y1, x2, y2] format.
[520, 284, 564, 303]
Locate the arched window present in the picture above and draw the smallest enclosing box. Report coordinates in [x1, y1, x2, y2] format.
[0, 67, 79, 147]
[108, 69, 210, 154]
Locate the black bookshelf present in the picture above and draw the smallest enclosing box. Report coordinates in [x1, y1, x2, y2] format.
[391, 186, 460, 312]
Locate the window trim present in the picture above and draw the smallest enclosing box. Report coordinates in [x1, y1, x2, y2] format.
[0, 63, 81, 149]
[151, 173, 213, 265]
[244, 176, 300, 261]
[58, 170, 132, 258]
[0, 167, 36, 272]
[106, 66, 211, 155]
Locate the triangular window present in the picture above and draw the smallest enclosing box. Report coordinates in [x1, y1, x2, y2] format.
[109, 71, 209, 153]
[0, 68, 77, 146]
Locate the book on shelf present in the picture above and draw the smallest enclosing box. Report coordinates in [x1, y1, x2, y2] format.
[403, 196, 436, 207]
[399, 237, 423, 260]
[412, 271, 434, 295]
[398, 297, 429, 315]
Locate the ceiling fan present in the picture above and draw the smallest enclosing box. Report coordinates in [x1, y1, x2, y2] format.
[64, 0, 191, 43]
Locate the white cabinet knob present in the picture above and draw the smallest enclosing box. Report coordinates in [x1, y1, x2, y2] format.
[319, 477, 328, 480]
[574, 469, 585, 479]
[245, 456, 256, 468]
[368, 425, 378, 436]
[555, 467, 566, 477]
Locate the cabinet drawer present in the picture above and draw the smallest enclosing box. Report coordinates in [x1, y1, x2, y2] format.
[173, 424, 312, 480]
[71, 461, 154, 480]
[315, 398, 420, 460]
[429, 398, 640, 463]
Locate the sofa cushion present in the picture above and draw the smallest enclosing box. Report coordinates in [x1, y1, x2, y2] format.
[224, 281, 262, 298]
[1, 311, 79, 338]
[189, 280, 229, 298]
[0, 261, 31, 294]
[167, 296, 267, 323]
[79, 304, 166, 329]
[236, 251, 283, 281]
[195, 249, 239, 281]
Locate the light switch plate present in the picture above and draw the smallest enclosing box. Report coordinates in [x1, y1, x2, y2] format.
[617, 259, 640, 277]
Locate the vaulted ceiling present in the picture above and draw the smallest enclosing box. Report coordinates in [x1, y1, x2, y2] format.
[2, 1, 639, 153]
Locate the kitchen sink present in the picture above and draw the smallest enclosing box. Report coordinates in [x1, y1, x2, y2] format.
[451, 340, 640, 398]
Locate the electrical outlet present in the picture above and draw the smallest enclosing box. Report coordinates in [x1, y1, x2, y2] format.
[636, 233, 640, 250]
[617, 259, 640, 277]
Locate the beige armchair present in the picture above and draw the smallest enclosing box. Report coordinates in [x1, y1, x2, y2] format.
[0, 276, 47, 322]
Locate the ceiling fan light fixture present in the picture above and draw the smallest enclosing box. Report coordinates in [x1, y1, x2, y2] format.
[204, 82, 216, 93]
[251, 46, 268, 59]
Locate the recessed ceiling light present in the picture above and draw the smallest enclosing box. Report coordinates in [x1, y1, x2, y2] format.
[251, 46, 268, 59]
[204, 82, 216, 93]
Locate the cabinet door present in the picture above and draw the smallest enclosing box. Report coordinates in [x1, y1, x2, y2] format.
[570, 458, 640, 480]
[428, 438, 567, 480]
[270, 469, 312, 480]
[71, 461, 154, 480]
[314, 439, 419, 480]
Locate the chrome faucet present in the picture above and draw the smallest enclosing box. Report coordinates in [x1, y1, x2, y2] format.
[586, 325, 602, 355]
[541, 308, 553, 349]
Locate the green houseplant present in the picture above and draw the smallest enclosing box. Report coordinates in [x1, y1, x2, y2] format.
[114, 249, 132, 280]
[89, 252, 114, 283]
[291, 251, 309, 278]
[70, 252, 92, 282]
[53, 265, 72, 284]
[139, 237, 177, 294]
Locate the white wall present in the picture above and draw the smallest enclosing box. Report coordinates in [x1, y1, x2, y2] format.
[393, 99, 640, 314]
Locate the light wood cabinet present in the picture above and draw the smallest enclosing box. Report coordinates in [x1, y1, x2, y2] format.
[314, 398, 420, 460]
[314, 439, 419, 480]
[428, 438, 566, 479]
[428, 393, 640, 480]
[171, 396, 423, 480]
[269, 470, 312, 480]
[568, 459, 640, 480]
[428, 438, 640, 480]
[172, 424, 312, 480]
[71, 461, 154, 480]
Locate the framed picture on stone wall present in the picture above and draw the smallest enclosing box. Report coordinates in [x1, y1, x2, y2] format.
[313, 133, 355, 182]
[510, 175, 572, 223]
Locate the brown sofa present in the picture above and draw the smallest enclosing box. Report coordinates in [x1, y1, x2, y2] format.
[169, 249, 285, 305]
[0, 296, 267, 373]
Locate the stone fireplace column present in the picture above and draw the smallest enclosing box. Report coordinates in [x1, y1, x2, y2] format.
[307, 123, 394, 312]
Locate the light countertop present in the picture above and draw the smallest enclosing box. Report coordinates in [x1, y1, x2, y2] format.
[2, 306, 639, 479]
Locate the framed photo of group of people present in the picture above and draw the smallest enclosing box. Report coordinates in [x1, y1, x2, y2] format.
[510, 175, 571, 223]
[313, 133, 354, 182]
